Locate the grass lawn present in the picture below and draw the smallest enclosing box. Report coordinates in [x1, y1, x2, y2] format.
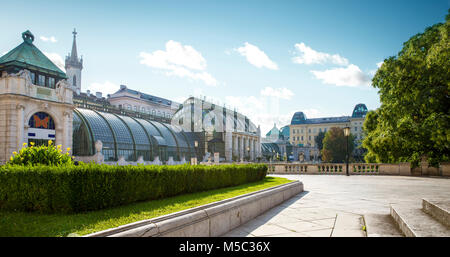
[0, 176, 293, 237]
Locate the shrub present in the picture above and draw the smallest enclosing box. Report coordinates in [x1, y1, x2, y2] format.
[8, 141, 73, 166]
[0, 163, 267, 213]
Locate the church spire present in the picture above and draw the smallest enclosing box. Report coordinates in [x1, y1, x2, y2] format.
[65, 28, 82, 69]
[65, 28, 83, 94]
[70, 28, 78, 61]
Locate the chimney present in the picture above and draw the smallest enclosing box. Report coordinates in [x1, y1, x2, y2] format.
[96, 92, 102, 98]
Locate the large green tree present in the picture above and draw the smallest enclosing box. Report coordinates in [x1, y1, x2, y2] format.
[322, 127, 355, 163]
[363, 11, 449, 166]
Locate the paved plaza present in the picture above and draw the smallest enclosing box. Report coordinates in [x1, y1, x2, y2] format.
[223, 175, 450, 237]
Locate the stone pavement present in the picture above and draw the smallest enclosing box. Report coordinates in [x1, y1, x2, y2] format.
[223, 175, 450, 237]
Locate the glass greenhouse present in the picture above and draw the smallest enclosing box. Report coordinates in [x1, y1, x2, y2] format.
[72, 108, 196, 162]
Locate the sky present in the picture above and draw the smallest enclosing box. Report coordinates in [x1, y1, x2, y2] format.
[1, 0, 448, 134]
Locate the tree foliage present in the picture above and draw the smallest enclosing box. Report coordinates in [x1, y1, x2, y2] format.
[322, 127, 355, 163]
[363, 11, 450, 166]
[315, 131, 326, 151]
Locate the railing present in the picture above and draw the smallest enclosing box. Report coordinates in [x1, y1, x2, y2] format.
[317, 164, 344, 173]
[267, 162, 412, 176]
[351, 164, 379, 174]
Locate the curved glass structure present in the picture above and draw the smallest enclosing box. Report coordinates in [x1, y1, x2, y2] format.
[261, 143, 282, 158]
[72, 108, 197, 162]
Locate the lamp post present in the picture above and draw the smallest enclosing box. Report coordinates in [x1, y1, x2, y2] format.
[247, 146, 250, 162]
[194, 140, 198, 164]
[343, 127, 350, 176]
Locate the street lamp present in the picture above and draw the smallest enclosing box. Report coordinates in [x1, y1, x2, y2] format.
[343, 127, 351, 176]
[194, 140, 198, 164]
[247, 146, 250, 161]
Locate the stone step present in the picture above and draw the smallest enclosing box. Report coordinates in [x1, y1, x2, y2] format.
[422, 198, 450, 228]
[363, 214, 403, 237]
[390, 204, 450, 237]
[330, 213, 366, 237]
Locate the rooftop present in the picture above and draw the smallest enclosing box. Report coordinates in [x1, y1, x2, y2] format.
[110, 85, 178, 107]
[0, 30, 66, 79]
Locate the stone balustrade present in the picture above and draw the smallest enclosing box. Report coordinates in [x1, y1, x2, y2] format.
[268, 162, 449, 177]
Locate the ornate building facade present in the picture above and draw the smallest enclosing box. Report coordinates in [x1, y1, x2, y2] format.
[0, 31, 74, 164]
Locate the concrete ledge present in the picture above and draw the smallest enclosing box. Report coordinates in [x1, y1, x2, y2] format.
[390, 204, 450, 237]
[390, 205, 416, 237]
[422, 198, 450, 228]
[84, 180, 303, 237]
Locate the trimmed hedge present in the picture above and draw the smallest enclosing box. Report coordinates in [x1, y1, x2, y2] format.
[0, 163, 267, 213]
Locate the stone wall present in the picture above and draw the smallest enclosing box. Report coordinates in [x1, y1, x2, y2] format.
[0, 73, 74, 164]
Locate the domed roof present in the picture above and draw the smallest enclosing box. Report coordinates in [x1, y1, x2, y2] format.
[352, 104, 368, 118]
[280, 125, 290, 139]
[266, 123, 280, 137]
[290, 112, 307, 125]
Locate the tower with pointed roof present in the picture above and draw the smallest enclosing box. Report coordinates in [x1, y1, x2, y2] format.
[65, 28, 83, 94]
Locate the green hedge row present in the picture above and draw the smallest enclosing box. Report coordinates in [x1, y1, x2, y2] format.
[0, 163, 267, 213]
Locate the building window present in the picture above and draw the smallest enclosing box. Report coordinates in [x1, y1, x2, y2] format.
[38, 75, 45, 87]
[308, 128, 311, 133]
[127, 105, 131, 110]
[355, 127, 358, 131]
[72, 75, 76, 87]
[48, 77, 55, 89]
[30, 72, 36, 84]
[309, 136, 311, 140]
[133, 106, 137, 111]
[301, 136, 303, 140]
[301, 129, 303, 133]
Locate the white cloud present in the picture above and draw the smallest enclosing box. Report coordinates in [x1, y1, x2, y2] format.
[43, 52, 65, 72]
[139, 40, 217, 86]
[236, 42, 278, 70]
[311, 64, 371, 87]
[260, 87, 294, 100]
[40, 36, 57, 43]
[303, 108, 321, 118]
[376, 61, 384, 68]
[224, 86, 295, 134]
[86, 81, 120, 96]
[292, 42, 349, 66]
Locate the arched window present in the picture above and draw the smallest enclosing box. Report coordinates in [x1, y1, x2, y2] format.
[29, 112, 55, 129]
[73, 75, 76, 87]
[28, 112, 56, 146]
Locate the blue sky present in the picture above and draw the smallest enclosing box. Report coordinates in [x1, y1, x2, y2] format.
[1, 0, 448, 133]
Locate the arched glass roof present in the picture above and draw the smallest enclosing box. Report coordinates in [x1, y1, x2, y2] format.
[261, 143, 281, 155]
[73, 108, 197, 162]
[75, 108, 115, 151]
